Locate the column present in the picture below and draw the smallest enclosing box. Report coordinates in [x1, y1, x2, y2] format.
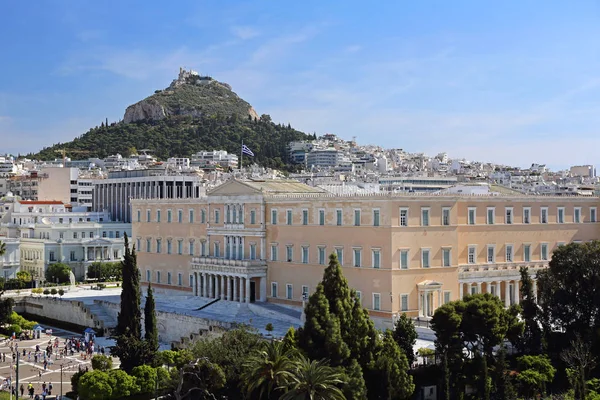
[202, 274, 207, 297]
[504, 281, 510, 307]
[239, 277, 245, 303]
[260, 277, 267, 302]
[196, 272, 200, 297]
[233, 276, 238, 302]
[532, 279, 538, 302]
[220, 275, 227, 300]
[227, 276, 232, 300]
[459, 283, 463, 299]
[437, 289, 442, 309]
[418, 291, 422, 317]
[476, 282, 482, 294]
[245, 277, 251, 303]
[514, 281, 520, 305]
[495, 281, 501, 299]
[208, 274, 213, 298]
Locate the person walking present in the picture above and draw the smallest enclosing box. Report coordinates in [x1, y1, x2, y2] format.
[20, 383, 24, 397]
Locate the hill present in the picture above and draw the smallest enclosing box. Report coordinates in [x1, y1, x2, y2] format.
[32, 69, 313, 170]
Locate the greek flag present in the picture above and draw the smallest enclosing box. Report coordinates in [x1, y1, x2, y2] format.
[242, 144, 254, 157]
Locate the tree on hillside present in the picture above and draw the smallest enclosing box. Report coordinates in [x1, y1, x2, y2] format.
[392, 313, 417, 366]
[518, 266, 542, 355]
[144, 283, 159, 357]
[116, 233, 141, 337]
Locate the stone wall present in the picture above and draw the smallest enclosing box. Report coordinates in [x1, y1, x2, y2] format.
[94, 300, 233, 346]
[14, 297, 104, 330]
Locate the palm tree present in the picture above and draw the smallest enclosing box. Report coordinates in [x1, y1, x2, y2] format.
[0, 241, 5, 257]
[242, 340, 296, 399]
[280, 356, 346, 400]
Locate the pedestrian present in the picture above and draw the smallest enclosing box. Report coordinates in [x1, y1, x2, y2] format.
[20, 383, 24, 397]
[48, 382, 52, 395]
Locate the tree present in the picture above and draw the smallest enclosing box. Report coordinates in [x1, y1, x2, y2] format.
[78, 370, 115, 400]
[392, 313, 417, 366]
[16, 271, 31, 283]
[58, 289, 64, 298]
[493, 346, 515, 400]
[173, 358, 226, 400]
[518, 266, 542, 355]
[242, 340, 295, 399]
[132, 365, 157, 394]
[282, 327, 298, 353]
[515, 355, 556, 398]
[144, 283, 159, 355]
[45, 263, 72, 283]
[91, 355, 113, 371]
[116, 234, 141, 337]
[280, 356, 346, 400]
[108, 369, 139, 399]
[370, 330, 415, 400]
[112, 332, 154, 373]
[265, 323, 274, 336]
[562, 335, 597, 400]
[50, 288, 57, 297]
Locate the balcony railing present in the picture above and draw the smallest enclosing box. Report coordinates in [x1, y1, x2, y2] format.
[191, 256, 266, 268]
[191, 256, 267, 276]
[458, 261, 547, 273]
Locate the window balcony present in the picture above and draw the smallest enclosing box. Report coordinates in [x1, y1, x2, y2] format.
[459, 261, 547, 280]
[191, 256, 267, 276]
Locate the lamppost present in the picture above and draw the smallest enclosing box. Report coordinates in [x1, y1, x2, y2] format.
[60, 360, 74, 399]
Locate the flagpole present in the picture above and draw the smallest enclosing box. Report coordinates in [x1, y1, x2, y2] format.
[240, 140, 243, 171]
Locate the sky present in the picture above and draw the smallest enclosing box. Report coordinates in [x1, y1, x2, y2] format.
[2, 1, 600, 170]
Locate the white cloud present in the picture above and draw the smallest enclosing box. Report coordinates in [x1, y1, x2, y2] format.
[230, 26, 260, 40]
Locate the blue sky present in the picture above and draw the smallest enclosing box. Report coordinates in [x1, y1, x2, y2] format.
[1, 1, 600, 169]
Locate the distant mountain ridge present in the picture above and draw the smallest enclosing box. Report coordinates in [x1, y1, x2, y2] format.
[123, 68, 259, 123]
[32, 69, 309, 170]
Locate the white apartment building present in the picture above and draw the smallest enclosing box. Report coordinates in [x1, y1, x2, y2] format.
[190, 151, 238, 169]
[0, 237, 20, 279]
[306, 149, 343, 168]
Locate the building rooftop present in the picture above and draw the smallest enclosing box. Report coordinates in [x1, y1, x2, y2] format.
[242, 179, 325, 194]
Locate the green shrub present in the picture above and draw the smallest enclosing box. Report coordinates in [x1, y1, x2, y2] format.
[43, 289, 50, 296]
[91, 355, 113, 371]
[50, 288, 57, 296]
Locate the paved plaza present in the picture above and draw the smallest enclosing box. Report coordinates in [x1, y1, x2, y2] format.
[0, 325, 116, 399]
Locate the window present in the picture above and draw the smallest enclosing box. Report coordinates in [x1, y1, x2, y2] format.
[468, 246, 476, 264]
[356, 291, 362, 304]
[189, 274, 194, 288]
[286, 245, 293, 262]
[372, 249, 380, 269]
[302, 209, 309, 225]
[354, 209, 361, 226]
[373, 293, 381, 311]
[137, 210, 141, 222]
[302, 286, 309, 300]
[487, 245, 495, 263]
[250, 210, 256, 224]
[373, 209, 380, 226]
[73, 232, 78, 239]
[214, 242, 220, 257]
[271, 209, 278, 225]
[167, 240, 172, 254]
[421, 208, 430, 226]
[156, 210, 161, 222]
[400, 208, 408, 227]
[214, 209, 220, 224]
[353, 248, 362, 267]
[271, 282, 278, 298]
[147, 210, 151, 222]
[524, 244, 531, 262]
[421, 249, 430, 268]
[523, 207, 531, 224]
[541, 243, 548, 260]
[400, 250, 409, 269]
[541, 207, 548, 224]
[167, 272, 172, 285]
[401, 294, 408, 311]
[591, 207, 597, 223]
[146, 270, 151, 282]
[444, 291, 451, 304]
[319, 209, 325, 225]
[487, 207, 495, 225]
[178, 273, 182, 286]
[136, 238, 141, 251]
[81, 232, 86, 239]
[157, 271, 161, 284]
[59, 232, 64, 239]
[336, 209, 343, 226]
[70, 250, 76, 261]
[102, 231, 107, 238]
[318, 247, 326, 265]
[286, 284, 293, 300]
[505, 208, 513, 224]
[271, 245, 278, 261]
[442, 208, 450, 226]
[115, 231, 120, 239]
[336, 247, 344, 265]
[558, 207, 565, 223]
[190, 241, 195, 256]
[468, 207, 476, 225]
[189, 209, 194, 223]
[201, 209, 206, 223]
[178, 240, 183, 255]
[177, 210, 183, 223]
[302, 246, 309, 264]
[442, 248, 451, 267]
[286, 210, 293, 225]
[575, 207, 581, 223]
[146, 239, 151, 252]
[506, 244, 513, 262]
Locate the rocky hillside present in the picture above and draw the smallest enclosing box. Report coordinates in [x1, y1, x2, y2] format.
[123, 69, 258, 123]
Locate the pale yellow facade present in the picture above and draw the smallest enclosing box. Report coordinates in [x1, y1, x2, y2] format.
[132, 180, 600, 328]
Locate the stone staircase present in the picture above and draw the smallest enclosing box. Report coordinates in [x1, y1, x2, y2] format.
[86, 302, 117, 334]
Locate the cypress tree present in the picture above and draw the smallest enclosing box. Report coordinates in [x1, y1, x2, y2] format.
[519, 266, 542, 354]
[392, 313, 417, 366]
[371, 330, 415, 400]
[144, 283, 158, 353]
[116, 233, 141, 337]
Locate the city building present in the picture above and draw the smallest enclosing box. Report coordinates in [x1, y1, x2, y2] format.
[190, 151, 238, 169]
[132, 179, 600, 329]
[0, 237, 20, 279]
